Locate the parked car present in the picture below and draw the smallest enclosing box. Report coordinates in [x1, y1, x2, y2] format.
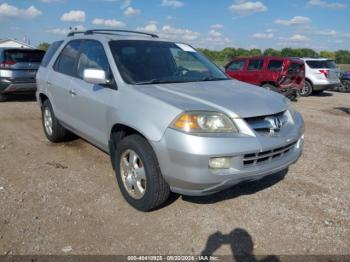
[0, 48, 45, 102]
[36, 29, 304, 211]
[225, 56, 305, 101]
[299, 58, 341, 96]
[337, 71, 350, 92]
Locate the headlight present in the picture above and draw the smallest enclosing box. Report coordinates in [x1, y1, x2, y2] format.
[171, 111, 238, 133]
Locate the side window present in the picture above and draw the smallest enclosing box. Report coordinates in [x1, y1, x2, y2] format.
[54, 40, 82, 76]
[77, 40, 111, 79]
[227, 60, 245, 71]
[268, 60, 283, 71]
[247, 59, 263, 71]
[41, 41, 63, 67]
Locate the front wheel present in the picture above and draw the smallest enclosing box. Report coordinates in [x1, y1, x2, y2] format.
[113, 134, 170, 211]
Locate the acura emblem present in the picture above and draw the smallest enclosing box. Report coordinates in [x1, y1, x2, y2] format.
[265, 116, 283, 133]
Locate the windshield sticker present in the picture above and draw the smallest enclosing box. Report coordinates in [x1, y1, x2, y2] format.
[176, 43, 196, 52]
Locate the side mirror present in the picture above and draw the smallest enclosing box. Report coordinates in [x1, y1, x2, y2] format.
[83, 69, 109, 85]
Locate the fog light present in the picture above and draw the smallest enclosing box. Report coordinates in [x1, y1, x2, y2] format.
[209, 157, 231, 169]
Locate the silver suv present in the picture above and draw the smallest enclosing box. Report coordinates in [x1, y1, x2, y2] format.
[300, 58, 341, 96]
[36, 30, 304, 211]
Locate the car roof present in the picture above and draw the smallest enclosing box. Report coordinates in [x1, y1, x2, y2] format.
[300, 57, 331, 61]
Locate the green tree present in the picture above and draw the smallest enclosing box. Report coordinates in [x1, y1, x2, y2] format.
[263, 48, 281, 56]
[37, 42, 50, 51]
[320, 50, 335, 60]
[335, 50, 350, 64]
[249, 48, 262, 56]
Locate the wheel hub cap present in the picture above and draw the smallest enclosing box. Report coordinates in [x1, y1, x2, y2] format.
[120, 149, 146, 199]
[44, 108, 53, 136]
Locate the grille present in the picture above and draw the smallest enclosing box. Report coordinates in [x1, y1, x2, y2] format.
[243, 141, 297, 166]
[245, 111, 288, 134]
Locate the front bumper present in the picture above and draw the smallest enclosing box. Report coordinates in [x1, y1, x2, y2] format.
[151, 112, 304, 196]
[0, 78, 36, 94]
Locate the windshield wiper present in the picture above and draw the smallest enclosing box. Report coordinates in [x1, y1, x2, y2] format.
[201, 76, 229, 81]
[135, 79, 176, 85]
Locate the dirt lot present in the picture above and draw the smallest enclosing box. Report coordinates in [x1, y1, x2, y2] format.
[0, 91, 349, 257]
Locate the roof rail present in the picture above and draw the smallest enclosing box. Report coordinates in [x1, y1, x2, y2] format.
[82, 29, 159, 38]
[67, 31, 86, 37]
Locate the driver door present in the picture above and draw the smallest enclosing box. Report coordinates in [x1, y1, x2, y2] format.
[67, 40, 116, 150]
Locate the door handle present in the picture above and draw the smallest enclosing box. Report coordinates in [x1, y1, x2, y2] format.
[69, 89, 77, 96]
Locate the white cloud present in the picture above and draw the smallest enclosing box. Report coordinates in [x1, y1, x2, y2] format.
[137, 22, 158, 33]
[47, 25, 85, 35]
[161, 25, 199, 41]
[307, 0, 348, 9]
[209, 30, 222, 37]
[274, 16, 311, 26]
[161, 0, 184, 8]
[92, 18, 125, 28]
[0, 3, 42, 19]
[229, 1, 267, 14]
[280, 34, 310, 42]
[124, 6, 141, 16]
[251, 32, 274, 39]
[211, 24, 224, 30]
[316, 29, 338, 36]
[61, 10, 85, 22]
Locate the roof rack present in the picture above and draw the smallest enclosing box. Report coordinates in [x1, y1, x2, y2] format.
[67, 29, 159, 38]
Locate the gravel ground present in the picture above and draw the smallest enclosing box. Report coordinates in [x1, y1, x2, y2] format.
[0, 91, 349, 258]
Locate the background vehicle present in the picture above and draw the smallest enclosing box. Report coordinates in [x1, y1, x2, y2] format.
[36, 30, 304, 211]
[0, 48, 45, 102]
[225, 56, 305, 101]
[300, 58, 340, 96]
[336, 71, 350, 92]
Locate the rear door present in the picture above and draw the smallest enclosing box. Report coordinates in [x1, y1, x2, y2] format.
[47, 39, 82, 125]
[306, 60, 340, 84]
[246, 59, 264, 85]
[0, 49, 45, 81]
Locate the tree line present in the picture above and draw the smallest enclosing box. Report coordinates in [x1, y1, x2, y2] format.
[197, 47, 350, 64]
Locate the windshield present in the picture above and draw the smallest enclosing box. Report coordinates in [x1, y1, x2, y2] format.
[109, 40, 229, 85]
[306, 60, 338, 69]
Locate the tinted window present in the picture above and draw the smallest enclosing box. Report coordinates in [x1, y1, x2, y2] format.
[227, 60, 245, 71]
[109, 40, 228, 84]
[77, 40, 110, 79]
[4, 49, 45, 63]
[268, 60, 283, 71]
[41, 41, 63, 67]
[247, 59, 263, 71]
[54, 40, 82, 76]
[306, 60, 338, 69]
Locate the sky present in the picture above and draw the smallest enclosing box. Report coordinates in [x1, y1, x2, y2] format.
[0, 0, 349, 51]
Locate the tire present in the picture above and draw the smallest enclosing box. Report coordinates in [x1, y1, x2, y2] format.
[300, 80, 313, 97]
[341, 80, 350, 92]
[41, 99, 70, 142]
[112, 134, 170, 211]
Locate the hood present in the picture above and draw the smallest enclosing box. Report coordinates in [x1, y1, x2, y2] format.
[137, 80, 287, 118]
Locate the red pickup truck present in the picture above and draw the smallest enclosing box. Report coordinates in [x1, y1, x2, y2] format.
[225, 56, 305, 100]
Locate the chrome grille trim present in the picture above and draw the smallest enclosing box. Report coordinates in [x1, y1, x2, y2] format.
[243, 141, 297, 166]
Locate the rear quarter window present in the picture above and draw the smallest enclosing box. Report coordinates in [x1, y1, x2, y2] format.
[41, 41, 63, 67]
[227, 60, 245, 71]
[306, 60, 338, 69]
